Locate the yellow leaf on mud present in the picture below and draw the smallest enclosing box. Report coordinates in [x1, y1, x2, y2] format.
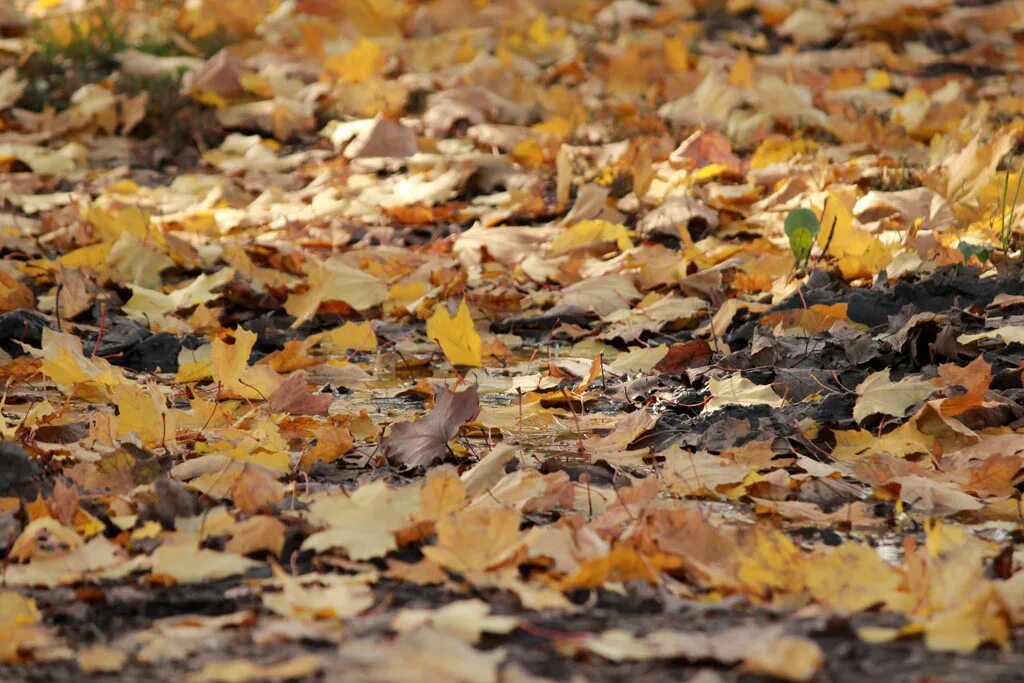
[831, 421, 933, 461]
[0, 590, 59, 665]
[387, 281, 427, 313]
[225, 515, 285, 556]
[729, 50, 754, 88]
[391, 599, 519, 644]
[0, 590, 41, 628]
[58, 243, 112, 270]
[662, 447, 751, 497]
[958, 325, 1024, 346]
[88, 205, 160, 244]
[106, 233, 174, 289]
[415, 466, 467, 523]
[749, 136, 817, 169]
[299, 426, 354, 471]
[426, 299, 482, 367]
[664, 36, 690, 72]
[561, 545, 675, 590]
[609, 344, 669, 374]
[124, 268, 235, 316]
[744, 634, 823, 682]
[921, 584, 1010, 653]
[0, 270, 33, 312]
[188, 655, 324, 683]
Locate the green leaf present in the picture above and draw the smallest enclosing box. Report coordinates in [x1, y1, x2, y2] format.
[958, 241, 990, 264]
[784, 208, 820, 264]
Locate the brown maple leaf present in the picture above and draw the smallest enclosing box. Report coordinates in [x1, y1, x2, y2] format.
[386, 385, 480, 467]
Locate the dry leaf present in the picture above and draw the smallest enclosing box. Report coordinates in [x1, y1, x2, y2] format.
[386, 385, 480, 467]
[426, 299, 482, 368]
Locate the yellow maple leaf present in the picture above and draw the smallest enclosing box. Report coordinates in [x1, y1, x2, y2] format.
[112, 382, 178, 449]
[922, 584, 1010, 653]
[705, 375, 784, 413]
[284, 257, 388, 327]
[750, 136, 818, 169]
[386, 281, 427, 316]
[852, 369, 937, 423]
[426, 299, 482, 367]
[663, 36, 690, 72]
[806, 544, 907, 613]
[0, 271, 33, 312]
[422, 506, 521, 574]
[736, 525, 805, 597]
[323, 321, 378, 352]
[818, 191, 893, 279]
[87, 205, 163, 246]
[124, 268, 235, 316]
[40, 329, 125, 402]
[0, 590, 41, 629]
[549, 219, 634, 254]
[729, 50, 754, 88]
[324, 38, 384, 84]
[210, 327, 283, 400]
[58, 243, 112, 271]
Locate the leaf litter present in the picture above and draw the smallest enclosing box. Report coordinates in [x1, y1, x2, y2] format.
[5, 0, 1024, 681]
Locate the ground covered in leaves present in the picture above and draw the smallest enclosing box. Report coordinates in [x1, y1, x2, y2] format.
[4, 0, 1024, 681]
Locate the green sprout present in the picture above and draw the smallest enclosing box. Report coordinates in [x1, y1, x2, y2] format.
[784, 207, 820, 270]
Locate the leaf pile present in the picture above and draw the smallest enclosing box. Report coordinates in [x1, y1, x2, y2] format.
[4, 0, 1024, 680]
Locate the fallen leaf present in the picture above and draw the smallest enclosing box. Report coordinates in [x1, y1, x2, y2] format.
[187, 654, 324, 683]
[422, 506, 521, 574]
[302, 479, 421, 560]
[267, 371, 333, 415]
[426, 299, 482, 367]
[853, 369, 937, 423]
[705, 375, 784, 413]
[285, 257, 388, 327]
[386, 385, 480, 466]
[210, 327, 283, 400]
[150, 544, 258, 583]
[391, 599, 519, 644]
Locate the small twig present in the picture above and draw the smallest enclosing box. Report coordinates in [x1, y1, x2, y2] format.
[815, 215, 838, 268]
[237, 378, 269, 403]
[560, 388, 587, 457]
[91, 303, 108, 358]
[792, 419, 833, 460]
[54, 283, 63, 332]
